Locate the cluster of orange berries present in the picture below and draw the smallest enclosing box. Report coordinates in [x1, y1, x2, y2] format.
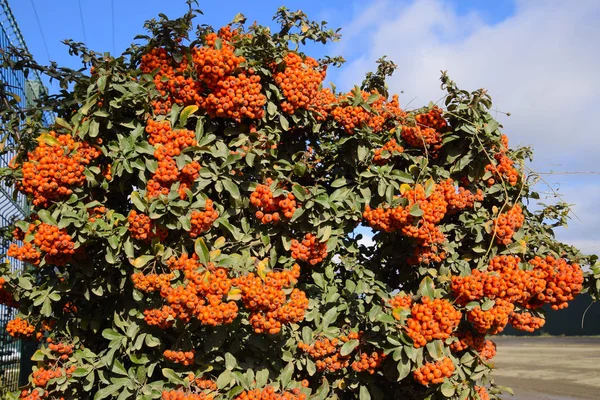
[298, 335, 355, 372]
[452, 255, 541, 305]
[388, 294, 413, 314]
[452, 254, 583, 332]
[141, 47, 196, 115]
[144, 306, 178, 330]
[162, 391, 212, 400]
[290, 233, 327, 265]
[32, 365, 76, 388]
[527, 255, 584, 310]
[238, 264, 307, 334]
[47, 340, 73, 360]
[186, 373, 218, 391]
[8, 223, 75, 266]
[466, 299, 515, 335]
[274, 53, 326, 114]
[364, 179, 480, 263]
[18, 388, 46, 400]
[413, 357, 454, 386]
[87, 206, 106, 223]
[351, 351, 386, 374]
[163, 349, 195, 366]
[474, 386, 490, 400]
[132, 272, 174, 292]
[450, 331, 496, 361]
[128, 210, 168, 242]
[250, 181, 298, 223]
[401, 107, 447, 154]
[190, 199, 219, 237]
[486, 135, 520, 186]
[18, 131, 100, 207]
[309, 88, 337, 121]
[235, 386, 306, 400]
[193, 29, 266, 121]
[140, 255, 239, 329]
[373, 139, 404, 165]
[331, 91, 403, 134]
[34, 224, 75, 266]
[404, 297, 462, 348]
[145, 119, 199, 199]
[508, 312, 545, 332]
[6, 317, 36, 339]
[493, 204, 525, 245]
[8, 241, 41, 266]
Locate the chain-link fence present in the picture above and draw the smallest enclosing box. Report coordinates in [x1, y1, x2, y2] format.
[1, 0, 53, 394]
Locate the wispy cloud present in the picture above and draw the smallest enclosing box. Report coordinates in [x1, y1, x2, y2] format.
[331, 0, 600, 254]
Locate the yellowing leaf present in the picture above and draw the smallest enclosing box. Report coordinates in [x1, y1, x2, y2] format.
[227, 288, 242, 301]
[400, 184, 412, 195]
[257, 259, 268, 281]
[37, 133, 61, 147]
[209, 249, 221, 259]
[214, 236, 226, 248]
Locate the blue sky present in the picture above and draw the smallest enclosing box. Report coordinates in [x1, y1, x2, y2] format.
[8, 0, 600, 255]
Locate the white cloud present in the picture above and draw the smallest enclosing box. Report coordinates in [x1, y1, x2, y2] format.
[332, 0, 600, 254]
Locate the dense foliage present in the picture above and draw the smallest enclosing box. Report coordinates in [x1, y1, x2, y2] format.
[1, 3, 599, 399]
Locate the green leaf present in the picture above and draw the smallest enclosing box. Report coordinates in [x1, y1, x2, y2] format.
[357, 144, 368, 162]
[112, 359, 128, 376]
[18, 277, 32, 290]
[225, 352, 237, 371]
[280, 362, 294, 389]
[441, 381, 456, 397]
[54, 117, 72, 131]
[216, 370, 234, 389]
[162, 368, 183, 384]
[340, 339, 359, 356]
[94, 383, 122, 400]
[223, 180, 240, 200]
[426, 340, 444, 360]
[292, 185, 306, 201]
[195, 238, 210, 264]
[255, 369, 269, 388]
[31, 350, 46, 362]
[37, 209, 57, 225]
[102, 329, 123, 341]
[397, 354, 411, 381]
[72, 367, 91, 378]
[481, 298, 495, 311]
[359, 386, 371, 400]
[409, 203, 424, 217]
[321, 307, 338, 329]
[130, 192, 145, 211]
[418, 276, 435, 299]
[280, 114, 290, 130]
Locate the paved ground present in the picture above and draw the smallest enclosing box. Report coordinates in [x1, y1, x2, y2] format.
[493, 337, 600, 400]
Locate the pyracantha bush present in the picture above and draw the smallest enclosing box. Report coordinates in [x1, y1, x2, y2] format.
[1, 2, 599, 400]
